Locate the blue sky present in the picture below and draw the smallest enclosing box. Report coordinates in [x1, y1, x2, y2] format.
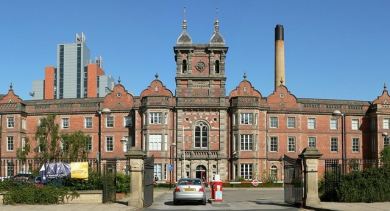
[0, 0, 389, 101]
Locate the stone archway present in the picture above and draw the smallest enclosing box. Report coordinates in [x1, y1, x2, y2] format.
[195, 165, 207, 182]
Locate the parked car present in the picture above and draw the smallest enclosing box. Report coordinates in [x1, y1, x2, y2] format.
[12, 173, 35, 183]
[173, 178, 207, 205]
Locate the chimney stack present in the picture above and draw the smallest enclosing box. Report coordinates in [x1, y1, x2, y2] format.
[275, 24, 285, 90]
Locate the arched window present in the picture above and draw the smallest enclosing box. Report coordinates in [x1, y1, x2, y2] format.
[182, 59, 187, 73]
[194, 121, 208, 148]
[270, 165, 278, 182]
[215, 60, 220, 74]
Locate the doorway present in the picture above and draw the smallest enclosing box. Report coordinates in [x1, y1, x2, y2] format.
[196, 165, 207, 182]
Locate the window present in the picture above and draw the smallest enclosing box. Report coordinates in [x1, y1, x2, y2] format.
[287, 117, 296, 128]
[164, 112, 168, 124]
[21, 137, 26, 151]
[330, 119, 337, 130]
[7, 136, 14, 151]
[215, 60, 220, 74]
[62, 118, 69, 129]
[331, 137, 338, 152]
[106, 115, 114, 128]
[7, 161, 14, 177]
[122, 136, 128, 152]
[182, 59, 187, 73]
[240, 164, 253, 180]
[240, 113, 253, 125]
[270, 165, 278, 182]
[240, 134, 253, 151]
[124, 116, 132, 127]
[85, 117, 93, 128]
[352, 138, 359, 152]
[308, 137, 316, 148]
[149, 134, 162, 151]
[106, 136, 114, 152]
[149, 112, 162, 124]
[7, 117, 15, 128]
[384, 136, 390, 146]
[270, 117, 278, 128]
[154, 164, 163, 181]
[288, 137, 296, 152]
[383, 118, 390, 129]
[22, 119, 26, 130]
[308, 118, 316, 129]
[352, 119, 359, 130]
[86, 136, 92, 151]
[270, 136, 278, 152]
[195, 122, 208, 148]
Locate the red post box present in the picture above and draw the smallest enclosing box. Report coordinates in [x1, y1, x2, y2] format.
[210, 175, 223, 202]
[213, 180, 223, 202]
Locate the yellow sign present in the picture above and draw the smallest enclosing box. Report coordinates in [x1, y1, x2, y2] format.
[70, 162, 89, 179]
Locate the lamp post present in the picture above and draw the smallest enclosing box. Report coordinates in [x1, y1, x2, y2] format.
[333, 110, 346, 173]
[97, 107, 111, 175]
[169, 142, 176, 189]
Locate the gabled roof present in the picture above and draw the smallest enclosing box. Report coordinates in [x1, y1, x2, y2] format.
[229, 76, 261, 98]
[140, 75, 173, 98]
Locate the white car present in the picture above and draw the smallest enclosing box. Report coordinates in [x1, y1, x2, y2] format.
[173, 178, 207, 205]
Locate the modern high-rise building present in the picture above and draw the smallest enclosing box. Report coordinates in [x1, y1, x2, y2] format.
[31, 33, 114, 100]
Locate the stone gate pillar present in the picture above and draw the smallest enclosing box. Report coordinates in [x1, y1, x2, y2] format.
[126, 150, 146, 208]
[299, 147, 322, 207]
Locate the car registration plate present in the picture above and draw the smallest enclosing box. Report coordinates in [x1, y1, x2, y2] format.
[184, 187, 195, 192]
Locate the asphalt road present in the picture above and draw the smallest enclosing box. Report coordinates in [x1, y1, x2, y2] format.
[146, 188, 299, 211]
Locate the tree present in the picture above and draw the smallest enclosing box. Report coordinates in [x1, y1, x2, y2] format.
[380, 146, 390, 169]
[16, 137, 31, 162]
[61, 131, 90, 162]
[35, 114, 61, 162]
[16, 137, 31, 173]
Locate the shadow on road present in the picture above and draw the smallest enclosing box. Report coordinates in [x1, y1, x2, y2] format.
[164, 201, 207, 206]
[249, 200, 299, 208]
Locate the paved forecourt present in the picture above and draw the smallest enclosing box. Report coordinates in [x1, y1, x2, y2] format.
[146, 188, 298, 211]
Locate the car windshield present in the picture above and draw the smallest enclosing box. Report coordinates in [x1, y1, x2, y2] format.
[178, 179, 201, 186]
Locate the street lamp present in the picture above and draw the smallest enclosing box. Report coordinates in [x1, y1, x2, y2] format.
[97, 107, 111, 174]
[333, 110, 346, 173]
[169, 142, 176, 189]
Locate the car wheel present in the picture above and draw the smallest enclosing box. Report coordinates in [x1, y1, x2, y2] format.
[173, 199, 178, 205]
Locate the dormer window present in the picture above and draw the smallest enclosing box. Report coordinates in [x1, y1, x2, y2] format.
[215, 60, 220, 74]
[182, 59, 187, 73]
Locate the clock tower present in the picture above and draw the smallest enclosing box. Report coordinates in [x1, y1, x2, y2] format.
[173, 18, 229, 180]
[174, 19, 228, 101]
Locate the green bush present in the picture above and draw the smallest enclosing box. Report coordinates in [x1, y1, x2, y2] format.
[3, 183, 79, 204]
[321, 166, 390, 202]
[337, 167, 390, 202]
[63, 170, 102, 190]
[116, 172, 130, 193]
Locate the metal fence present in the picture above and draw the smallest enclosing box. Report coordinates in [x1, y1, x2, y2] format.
[0, 158, 98, 178]
[323, 159, 381, 200]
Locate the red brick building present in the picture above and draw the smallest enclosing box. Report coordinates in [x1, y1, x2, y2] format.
[1, 21, 390, 183]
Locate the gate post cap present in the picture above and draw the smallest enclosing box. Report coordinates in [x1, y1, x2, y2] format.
[126, 149, 147, 159]
[299, 147, 322, 159]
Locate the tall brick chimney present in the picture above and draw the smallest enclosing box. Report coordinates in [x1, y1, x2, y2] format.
[275, 24, 285, 90]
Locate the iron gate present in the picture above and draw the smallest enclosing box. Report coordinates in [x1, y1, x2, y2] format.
[144, 156, 154, 207]
[102, 160, 117, 203]
[324, 159, 341, 201]
[283, 155, 303, 206]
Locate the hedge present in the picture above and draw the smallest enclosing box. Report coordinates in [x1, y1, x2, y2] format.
[3, 183, 79, 204]
[321, 166, 390, 202]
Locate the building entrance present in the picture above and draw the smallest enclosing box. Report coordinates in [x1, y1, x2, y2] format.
[195, 165, 207, 182]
